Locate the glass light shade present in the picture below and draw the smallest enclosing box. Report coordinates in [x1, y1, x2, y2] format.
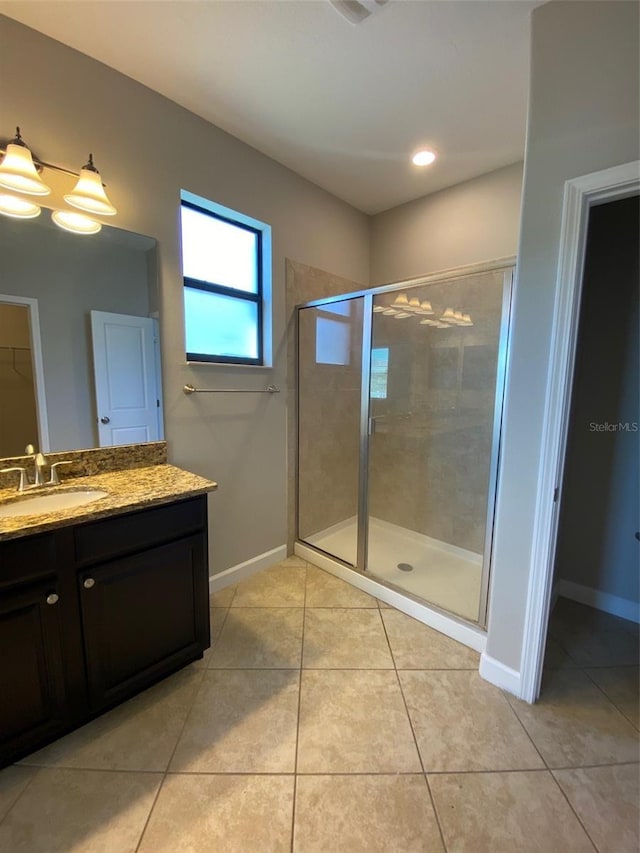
[382, 308, 398, 315]
[52, 209, 102, 235]
[0, 193, 41, 219]
[408, 297, 422, 312]
[420, 300, 434, 314]
[64, 166, 117, 216]
[420, 318, 437, 326]
[372, 305, 386, 313]
[0, 143, 51, 196]
[441, 307, 457, 323]
[461, 313, 473, 326]
[393, 312, 411, 319]
[391, 293, 410, 308]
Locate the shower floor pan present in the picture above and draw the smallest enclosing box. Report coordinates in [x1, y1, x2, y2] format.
[305, 516, 483, 622]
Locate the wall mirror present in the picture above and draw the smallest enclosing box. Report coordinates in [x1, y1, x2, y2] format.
[0, 212, 163, 458]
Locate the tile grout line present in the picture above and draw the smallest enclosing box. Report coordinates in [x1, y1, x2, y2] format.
[204, 604, 233, 668]
[14, 760, 640, 778]
[548, 771, 600, 852]
[200, 666, 479, 672]
[502, 685, 603, 852]
[580, 666, 640, 732]
[0, 766, 39, 829]
[133, 665, 207, 853]
[290, 561, 308, 853]
[378, 607, 450, 853]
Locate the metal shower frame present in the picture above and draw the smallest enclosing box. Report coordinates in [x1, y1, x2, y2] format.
[294, 258, 515, 629]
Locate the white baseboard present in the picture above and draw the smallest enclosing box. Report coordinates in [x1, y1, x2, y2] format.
[479, 653, 522, 698]
[557, 580, 640, 624]
[209, 545, 287, 593]
[295, 541, 487, 654]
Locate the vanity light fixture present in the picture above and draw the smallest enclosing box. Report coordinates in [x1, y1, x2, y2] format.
[440, 307, 457, 324]
[64, 154, 117, 217]
[412, 149, 436, 167]
[51, 209, 102, 235]
[0, 127, 116, 234]
[0, 128, 52, 196]
[391, 293, 410, 309]
[0, 193, 41, 219]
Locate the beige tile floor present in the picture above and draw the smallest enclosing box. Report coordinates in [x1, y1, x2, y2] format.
[0, 561, 638, 852]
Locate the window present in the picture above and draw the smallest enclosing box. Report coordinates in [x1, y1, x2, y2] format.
[315, 301, 352, 366]
[370, 347, 389, 399]
[180, 193, 271, 365]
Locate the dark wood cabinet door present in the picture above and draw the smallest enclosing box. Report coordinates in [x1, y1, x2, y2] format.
[0, 579, 68, 764]
[79, 534, 208, 711]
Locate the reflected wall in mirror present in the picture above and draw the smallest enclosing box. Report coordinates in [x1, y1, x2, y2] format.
[0, 212, 163, 456]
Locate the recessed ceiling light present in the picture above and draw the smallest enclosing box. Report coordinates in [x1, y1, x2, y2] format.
[412, 149, 436, 167]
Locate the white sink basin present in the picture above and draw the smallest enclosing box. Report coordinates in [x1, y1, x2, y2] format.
[0, 489, 109, 519]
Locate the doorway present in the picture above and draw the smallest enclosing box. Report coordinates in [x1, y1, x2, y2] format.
[542, 195, 639, 712]
[0, 295, 49, 456]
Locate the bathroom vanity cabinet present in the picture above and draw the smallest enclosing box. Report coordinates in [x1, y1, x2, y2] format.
[0, 495, 210, 767]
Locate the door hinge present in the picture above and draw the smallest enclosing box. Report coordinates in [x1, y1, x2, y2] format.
[156, 399, 160, 408]
[553, 487, 559, 503]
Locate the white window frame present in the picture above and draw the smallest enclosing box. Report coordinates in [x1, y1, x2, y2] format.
[180, 189, 272, 366]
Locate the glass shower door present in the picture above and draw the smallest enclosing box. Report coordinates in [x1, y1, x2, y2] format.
[297, 296, 364, 565]
[365, 270, 508, 623]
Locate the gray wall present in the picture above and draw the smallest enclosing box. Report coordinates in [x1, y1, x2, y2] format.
[0, 217, 152, 452]
[554, 196, 639, 605]
[0, 15, 370, 576]
[487, 1, 639, 671]
[370, 162, 523, 285]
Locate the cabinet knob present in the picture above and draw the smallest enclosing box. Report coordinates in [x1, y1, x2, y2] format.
[46, 593, 59, 605]
[83, 578, 95, 589]
[100, 416, 110, 424]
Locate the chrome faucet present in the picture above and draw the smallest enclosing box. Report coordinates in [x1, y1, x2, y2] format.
[0, 445, 73, 492]
[24, 444, 46, 487]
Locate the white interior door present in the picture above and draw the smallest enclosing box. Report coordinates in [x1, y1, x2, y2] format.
[90, 310, 162, 447]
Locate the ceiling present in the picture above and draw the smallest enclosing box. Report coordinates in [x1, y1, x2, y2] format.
[0, 0, 541, 214]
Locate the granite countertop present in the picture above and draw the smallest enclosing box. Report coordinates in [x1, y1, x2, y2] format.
[0, 464, 218, 541]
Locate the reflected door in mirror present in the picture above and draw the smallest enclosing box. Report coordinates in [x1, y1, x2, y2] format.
[90, 311, 162, 447]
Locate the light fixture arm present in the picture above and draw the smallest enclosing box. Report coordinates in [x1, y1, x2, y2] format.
[0, 142, 108, 185]
[84, 153, 99, 173]
[11, 127, 26, 148]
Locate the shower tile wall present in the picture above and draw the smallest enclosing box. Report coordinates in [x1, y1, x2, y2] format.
[297, 300, 363, 544]
[368, 271, 505, 555]
[286, 260, 365, 551]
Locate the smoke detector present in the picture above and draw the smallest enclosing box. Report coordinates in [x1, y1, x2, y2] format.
[329, 0, 390, 25]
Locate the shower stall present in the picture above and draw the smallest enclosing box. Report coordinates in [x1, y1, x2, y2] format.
[295, 262, 513, 628]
